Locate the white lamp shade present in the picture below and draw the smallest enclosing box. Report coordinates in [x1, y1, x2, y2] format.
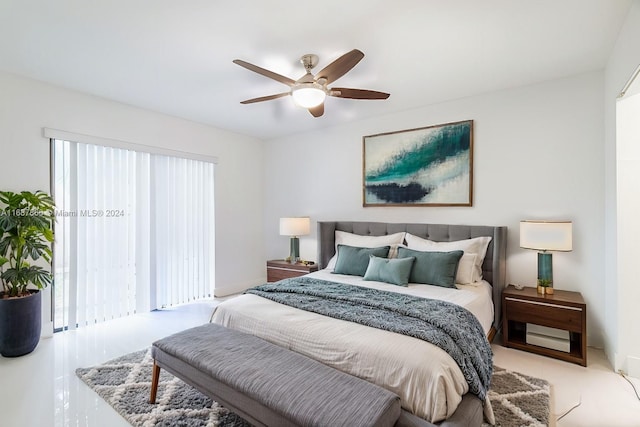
[520, 220, 573, 251]
[280, 217, 310, 237]
[291, 85, 326, 108]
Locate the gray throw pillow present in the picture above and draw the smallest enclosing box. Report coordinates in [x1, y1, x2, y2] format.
[333, 244, 391, 276]
[363, 255, 416, 286]
[397, 247, 463, 288]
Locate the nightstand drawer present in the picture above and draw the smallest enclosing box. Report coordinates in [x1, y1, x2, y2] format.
[266, 260, 318, 282]
[505, 297, 583, 333]
[267, 267, 306, 282]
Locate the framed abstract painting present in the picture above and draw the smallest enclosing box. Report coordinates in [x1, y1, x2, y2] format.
[363, 120, 473, 207]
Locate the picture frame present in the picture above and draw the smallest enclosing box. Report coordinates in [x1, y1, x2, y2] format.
[363, 120, 473, 207]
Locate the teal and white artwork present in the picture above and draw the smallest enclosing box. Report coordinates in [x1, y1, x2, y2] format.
[363, 120, 473, 206]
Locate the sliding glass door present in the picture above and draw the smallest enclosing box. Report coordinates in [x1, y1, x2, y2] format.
[52, 139, 215, 330]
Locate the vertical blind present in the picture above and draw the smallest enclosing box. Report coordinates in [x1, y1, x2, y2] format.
[152, 156, 215, 309]
[53, 139, 215, 330]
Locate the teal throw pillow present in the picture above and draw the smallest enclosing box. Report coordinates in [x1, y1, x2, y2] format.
[397, 247, 463, 288]
[333, 244, 391, 276]
[363, 255, 416, 286]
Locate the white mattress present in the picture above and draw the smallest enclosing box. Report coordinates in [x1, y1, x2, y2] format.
[210, 271, 495, 423]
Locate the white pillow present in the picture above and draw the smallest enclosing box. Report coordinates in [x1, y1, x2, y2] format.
[326, 231, 406, 269]
[404, 233, 491, 284]
[456, 253, 478, 285]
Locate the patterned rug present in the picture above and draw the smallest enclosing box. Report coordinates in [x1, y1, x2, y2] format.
[484, 366, 550, 427]
[76, 349, 550, 427]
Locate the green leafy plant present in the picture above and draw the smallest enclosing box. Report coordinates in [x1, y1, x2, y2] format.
[537, 278, 552, 288]
[0, 191, 55, 298]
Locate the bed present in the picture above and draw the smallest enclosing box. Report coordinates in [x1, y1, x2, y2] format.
[211, 221, 507, 426]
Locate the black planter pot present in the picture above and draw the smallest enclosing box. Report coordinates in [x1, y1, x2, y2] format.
[0, 290, 42, 357]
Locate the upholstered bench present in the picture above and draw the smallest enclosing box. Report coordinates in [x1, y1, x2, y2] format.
[150, 323, 401, 427]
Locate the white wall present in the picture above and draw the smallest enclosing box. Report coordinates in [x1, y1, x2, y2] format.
[604, 0, 640, 373]
[616, 92, 640, 377]
[0, 71, 266, 334]
[264, 71, 606, 347]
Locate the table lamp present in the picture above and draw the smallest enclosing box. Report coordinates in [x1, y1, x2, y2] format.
[279, 217, 310, 263]
[520, 220, 573, 295]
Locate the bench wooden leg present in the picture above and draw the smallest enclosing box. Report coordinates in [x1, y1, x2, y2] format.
[150, 361, 161, 404]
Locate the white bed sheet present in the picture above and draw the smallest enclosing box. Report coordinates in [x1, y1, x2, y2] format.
[210, 271, 494, 423]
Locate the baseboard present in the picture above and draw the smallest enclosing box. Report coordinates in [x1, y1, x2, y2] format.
[627, 356, 640, 379]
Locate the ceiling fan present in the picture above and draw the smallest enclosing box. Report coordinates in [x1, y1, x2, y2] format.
[233, 49, 390, 117]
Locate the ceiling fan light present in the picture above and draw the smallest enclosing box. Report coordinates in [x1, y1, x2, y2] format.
[291, 84, 326, 108]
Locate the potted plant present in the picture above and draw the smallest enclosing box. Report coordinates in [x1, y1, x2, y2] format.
[537, 278, 553, 295]
[0, 191, 55, 357]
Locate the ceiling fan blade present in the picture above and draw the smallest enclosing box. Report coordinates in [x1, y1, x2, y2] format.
[308, 103, 324, 117]
[315, 49, 364, 84]
[330, 87, 390, 100]
[240, 92, 290, 104]
[233, 59, 295, 86]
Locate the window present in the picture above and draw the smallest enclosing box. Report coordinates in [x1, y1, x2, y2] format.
[52, 138, 215, 330]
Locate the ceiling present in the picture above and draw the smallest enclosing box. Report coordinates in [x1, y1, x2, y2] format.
[0, 0, 632, 140]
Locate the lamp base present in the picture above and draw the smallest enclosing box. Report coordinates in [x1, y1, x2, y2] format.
[289, 237, 300, 264]
[537, 252, 553, 294]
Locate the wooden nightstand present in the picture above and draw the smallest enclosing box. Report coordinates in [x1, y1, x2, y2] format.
[502, 285, 587, 366]
[266, 260, 318, 282]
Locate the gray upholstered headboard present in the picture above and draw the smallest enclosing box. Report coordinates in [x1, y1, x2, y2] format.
[317, 221, 507, 332]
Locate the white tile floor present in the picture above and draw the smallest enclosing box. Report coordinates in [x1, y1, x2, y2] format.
[492, 340, 640, 426]
[1, 300, 639, 427]
[0, 300, 220, 427]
